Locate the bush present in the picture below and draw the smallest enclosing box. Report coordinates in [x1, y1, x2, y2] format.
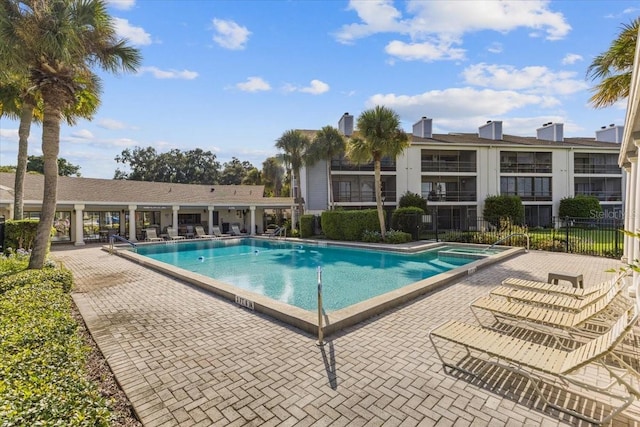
[321, 210, 379, 241]
[384, 230, 412, 244]
[483, 195, 524, 225]
[3, 219, 41, 253]
[391, 207, 424, 240]
[398, 191, 427, 212]
[299, 215, 315, 238]
[361, 230, 383, 243]
[559, 195, 602, 218]
[0, 260, 110, 426]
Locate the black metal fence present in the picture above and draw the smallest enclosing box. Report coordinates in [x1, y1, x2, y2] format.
[414, 216, 624, 259]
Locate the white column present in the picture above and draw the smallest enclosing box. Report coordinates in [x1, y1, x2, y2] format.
[7, 203, 14, 220]
[631, 156, 639, 265]
[172, 206, 179, 231]
[250, 206, 256, 235]
[623, 164, 633, 262]
[128, 205, 137, 242]
[208, 206, 215, 234]
[73, 204, 85, 246]
[291, 202, 296, 232]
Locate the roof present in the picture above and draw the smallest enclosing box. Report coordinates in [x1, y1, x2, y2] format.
[0, 173, 293, 207]
[411, 133, 622, 149]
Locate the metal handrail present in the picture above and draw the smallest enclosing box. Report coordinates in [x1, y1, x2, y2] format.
[484, 233, 529, 253]
[109, 234, 137, 254]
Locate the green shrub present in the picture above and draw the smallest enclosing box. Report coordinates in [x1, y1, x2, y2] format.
[361, 230, 383, 243]
[483, 195, 524, 225]
[0, 266, 74, 295]
[559, 195, 602, 218]
[385, 230, 412, 244]
[0, 250, 30, 278]
[321, 210, 379, 241]
[0, 281, 111, 426]
[299, 215, 315, 238]
[391, 207, 424, 239]
[3, 219, 42, 253]
[398, 191, 427, 211]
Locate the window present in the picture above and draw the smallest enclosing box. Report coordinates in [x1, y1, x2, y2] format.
[421, 150, 476, 172]
[574, 153, 620, 174]
[500, 177, 552, 201]
[500, 151, 551, 173]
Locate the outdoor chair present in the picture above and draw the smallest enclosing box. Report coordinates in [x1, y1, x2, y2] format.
[194, 225, 216, 239]
[501, 276, 606, 298]
[231, 224, 247, 236]
[166, 227, 186, 240]
[429, 301, 640, 425]
[212, 225, 230, 237]
[144, 228, 163, 242]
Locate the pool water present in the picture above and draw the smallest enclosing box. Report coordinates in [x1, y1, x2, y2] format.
[135, 240, 481, 312]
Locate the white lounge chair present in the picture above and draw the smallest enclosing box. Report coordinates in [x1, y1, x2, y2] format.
[212, 225, 230, 237]
[430, 302, 640, 425]
[231, 224, 247, 236]
[166, 227, 186, 240]
[194, 225, 216, 239]
[144, 228, 163, 242]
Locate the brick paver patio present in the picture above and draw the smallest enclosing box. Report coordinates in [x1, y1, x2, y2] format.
[54, 245, 640, 426]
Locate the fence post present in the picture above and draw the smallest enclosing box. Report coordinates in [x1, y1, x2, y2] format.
[615, 219, 620, 257]
[564, 217, 570, 253]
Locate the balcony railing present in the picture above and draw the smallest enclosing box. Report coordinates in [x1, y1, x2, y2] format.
[574, 191, 622, 202]
[574, 165, 622, 174]
[423, 191, 477, 202]
[500, 192, 552, 201]
[500, 163, 552, 173]
[331, 159, 396, 172]
[335, 191, 397, 203]
[421, 161, 476, 173]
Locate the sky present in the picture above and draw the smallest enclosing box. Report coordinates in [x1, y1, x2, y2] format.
[1, 0, 639, 179]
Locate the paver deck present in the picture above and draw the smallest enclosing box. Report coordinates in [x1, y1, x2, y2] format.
[53, 244, 640, 427]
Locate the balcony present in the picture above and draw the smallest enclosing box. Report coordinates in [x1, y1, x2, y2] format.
[574, 165, 622, 174]
[500, 163, 552, 173]
[331, 158, 396, 172]
[423, 190, 477, 202]
[421, 161, 476, 173]
[335, 191, 397, 203]
[574, 191, 622, 202]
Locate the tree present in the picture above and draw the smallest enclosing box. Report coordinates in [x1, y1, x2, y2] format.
[275, 130, 311, 229]
[26, 155, 81, 176]
[587, 18, 639, 108]
[261, 156, 284, 197]
[306, 125, 345, 209]
[483, 195, 525, 225]
[219, 157, 254, 185]
[347, 106, 409, 239]
[115, 147, 220, 184]
[0, 0, 141, 269]
[242, 167, 262, 185]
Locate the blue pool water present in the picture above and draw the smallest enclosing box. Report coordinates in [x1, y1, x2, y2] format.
[135, 240, 485, 312]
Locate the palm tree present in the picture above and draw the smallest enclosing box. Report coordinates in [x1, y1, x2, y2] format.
[587, 17, 639, 108]
[348, 106, 409, 239]
[306, 125, 345, 210]
[275, 130, 311, 231]
[0, 0, 141, 269]
[261, 156, 284, 196]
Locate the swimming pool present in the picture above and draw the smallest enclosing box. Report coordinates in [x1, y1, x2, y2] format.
[114, 239, 521, 335]
[136, 239, 484, 311]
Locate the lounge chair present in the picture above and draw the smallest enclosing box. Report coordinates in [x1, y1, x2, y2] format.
[471, 273, 631, 336]
[231, 224, 247, 236]
[166, 227, 186, 240]
[194, 225, 216, 239]
[212, 225, 230, 237]
[501, 276, 605, 298]
[429, 302, 640, 425]
[144, 228, 163, 242]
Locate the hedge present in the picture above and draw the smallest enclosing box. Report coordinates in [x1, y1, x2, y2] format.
[321, 210, 380, 241]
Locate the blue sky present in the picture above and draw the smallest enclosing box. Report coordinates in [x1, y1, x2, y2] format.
[1, 0, 638, 179]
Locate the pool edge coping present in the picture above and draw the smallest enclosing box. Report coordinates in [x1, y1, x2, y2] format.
[104, 240, 524, 337]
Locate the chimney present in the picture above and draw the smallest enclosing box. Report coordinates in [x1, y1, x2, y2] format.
[338, 112, 353, 136]
[595, 124, 624, 143]
[536, 122, 563, 142]
[412, 116, 433, 138]
[478, 120, 503, 140]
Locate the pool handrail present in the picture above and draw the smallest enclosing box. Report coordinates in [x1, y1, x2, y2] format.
[484, 233, 529, 253]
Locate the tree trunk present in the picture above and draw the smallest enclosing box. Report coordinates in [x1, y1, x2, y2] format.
[327, 161, 334, 209]
[374, 158, 386, 239]
[13, 100, 35, 220]
[294, 167, 304, 231]
[28, 101, 60, 269]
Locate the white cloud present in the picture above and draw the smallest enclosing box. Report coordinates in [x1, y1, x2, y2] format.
[385, 40, 465, 62]
[212, 18, 251, 50]
[113, 17, 152, 45]
[283, 79, 330, 95]
[461, 63, 588, 95]
[97, 118, 127, 130]
[106, 0, 135, 10]
[367, 87, 554, 119]
[70, 129, 94, 139]
[335, 0, 570, 62]
[562, 53, 583, 65]
[139, 66, 199, 80]
[236, 77, 271, 92]
[0, 128, 18, 142]
[487, 42, 503, 54]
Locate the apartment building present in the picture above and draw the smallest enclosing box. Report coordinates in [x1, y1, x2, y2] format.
[301, 113, 625, 230]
